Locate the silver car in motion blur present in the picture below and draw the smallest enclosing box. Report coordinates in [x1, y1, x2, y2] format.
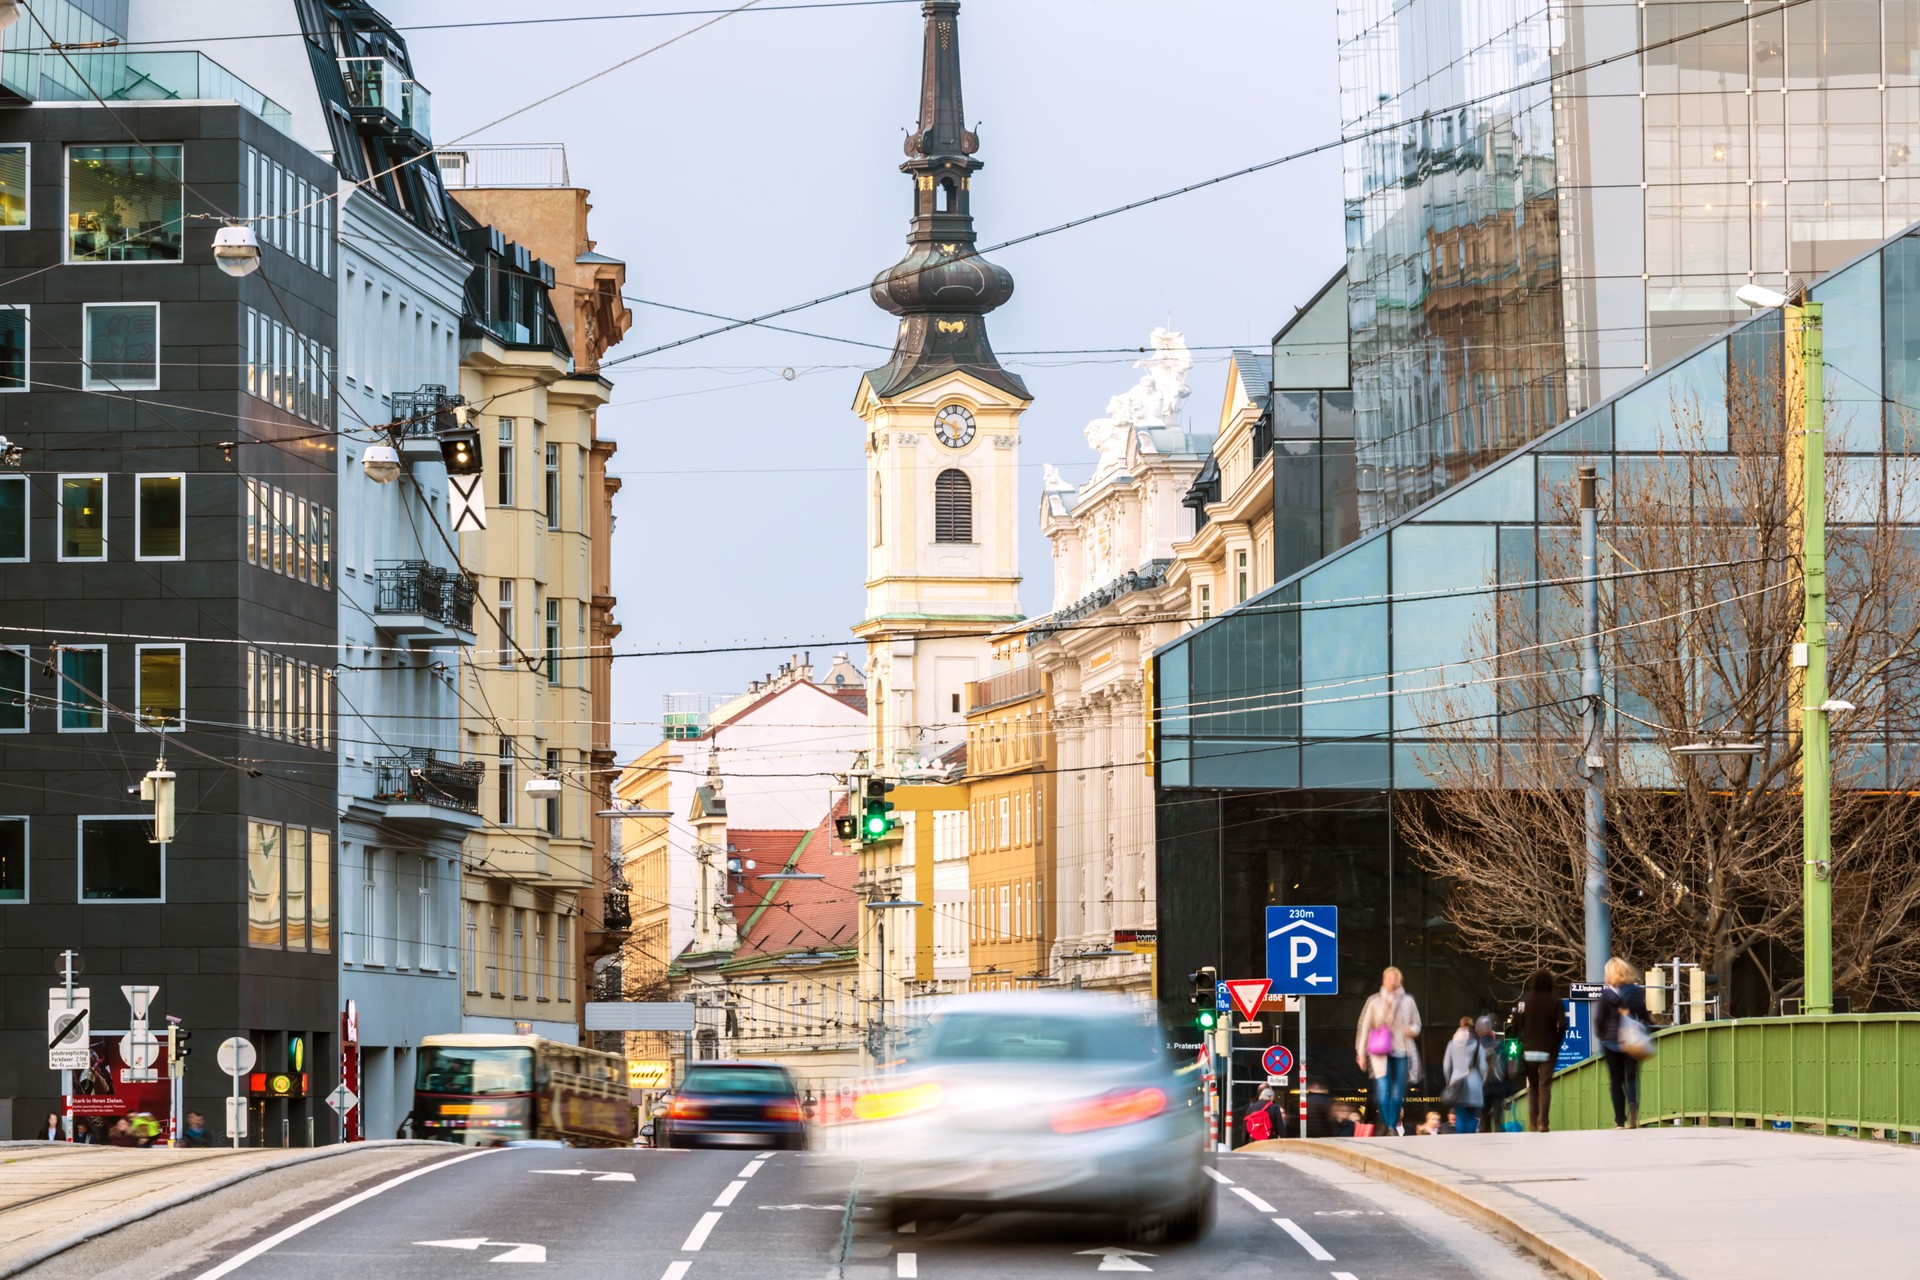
[840, 992, 1214, 1240]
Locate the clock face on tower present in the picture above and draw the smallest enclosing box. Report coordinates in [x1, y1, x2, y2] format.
[933, 404, 976, 448]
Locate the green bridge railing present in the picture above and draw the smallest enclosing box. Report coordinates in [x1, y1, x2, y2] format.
[1501, 1013, 1920, 1139]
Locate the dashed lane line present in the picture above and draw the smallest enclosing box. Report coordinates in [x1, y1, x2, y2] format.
[897, 1252, 918, 1277]
[682, 1210, 724, 1252]
[754, 1152, 776, 1161]
[1332, 1273, 1360, 1280]
[660, 1264, 692, 1280]
[1230, 1186, 1276, 1214]
[1273, 1217, 1336, 1262]
[1202, 1166, 1234, 1185]
[737, 1159, 764, 1178]
[714, 1180, 747, 1207]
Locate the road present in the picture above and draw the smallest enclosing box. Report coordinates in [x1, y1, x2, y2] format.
[72, 1144, 1549, 1280]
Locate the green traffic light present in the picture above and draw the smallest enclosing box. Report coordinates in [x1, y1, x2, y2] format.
[864, 811, 889, 838]
[1196, 1010, 1217, 1030]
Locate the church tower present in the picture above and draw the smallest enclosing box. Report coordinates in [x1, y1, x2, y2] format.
[854, 0, 1029, 771]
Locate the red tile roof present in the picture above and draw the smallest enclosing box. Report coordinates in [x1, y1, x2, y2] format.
[729, 798, 858, 961]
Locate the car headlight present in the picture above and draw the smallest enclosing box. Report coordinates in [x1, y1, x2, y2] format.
[852, 1083, 944, 1122]
[1050, 1087, 1167, 1135]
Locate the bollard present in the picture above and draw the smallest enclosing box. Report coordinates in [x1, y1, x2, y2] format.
[307, 1116, 314, 1147]
[281, 1117, 289, 1148]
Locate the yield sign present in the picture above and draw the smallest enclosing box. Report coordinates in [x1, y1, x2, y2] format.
[1225, 979, 1272, 1023]
[416, 1238, 546, 1263]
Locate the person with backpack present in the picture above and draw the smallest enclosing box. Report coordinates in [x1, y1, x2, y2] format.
[1441, 1016, 1489, 1133]
[1355, 966, 1423, 1135]
[1511, 970, 1568, 1132]
[1597, 956, 1653, 1129]
[1242, 1085, 1280, 1144]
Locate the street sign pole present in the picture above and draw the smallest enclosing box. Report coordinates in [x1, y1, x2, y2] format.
[1265, 908, 1340, 1139]
[1298, 997, 1307, 1139]
[1222, 1029, 1233, 1153]
[57, 950, 79, 1141]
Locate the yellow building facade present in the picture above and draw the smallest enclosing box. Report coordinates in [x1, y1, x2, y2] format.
[963, 664, 1054, 991]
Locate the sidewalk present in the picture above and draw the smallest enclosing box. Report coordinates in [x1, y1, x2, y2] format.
[1254, 1127, 1920, 1280]
[0, 1142, 449, 1278]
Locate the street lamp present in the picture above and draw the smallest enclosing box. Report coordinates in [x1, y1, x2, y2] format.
[1739, 280, 1833, 1014]
[1670, 738, 1767, 758]
[757, 870, 824, 882]
[361, 444, 402, 483]
[212, 224, 261, 278]
[863, 897, 921, 1068]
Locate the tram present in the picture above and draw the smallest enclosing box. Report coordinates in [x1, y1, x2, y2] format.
[413, 1033, 633, 1147]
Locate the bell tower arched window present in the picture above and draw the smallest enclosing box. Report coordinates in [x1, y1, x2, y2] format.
[934, 469, 972, 543]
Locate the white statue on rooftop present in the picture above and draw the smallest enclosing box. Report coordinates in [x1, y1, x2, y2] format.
[1082, 326, 1192, 480]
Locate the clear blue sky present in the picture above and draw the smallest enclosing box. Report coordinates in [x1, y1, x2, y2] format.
[395, 0, 1345, 758]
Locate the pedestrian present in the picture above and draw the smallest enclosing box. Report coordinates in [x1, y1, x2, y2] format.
[1243, 1085, 1280, 1144]
[180, 1111, 212, 1147]
[1302, 1076, 1336, 1138]
[1441, 1016, 1489, 1134]
[1597, 956, 1652, 1129]
[1355, 965, 1423, 1135]
[1512, 970, 1567, 1133]
[106, 1117, 138, 1147]
[130, 1111, 160, 1147]
[42, 1111, 64, 1141]
[1415, 1110, 1445, 1135]
[1474, 1014, 1509, 1133]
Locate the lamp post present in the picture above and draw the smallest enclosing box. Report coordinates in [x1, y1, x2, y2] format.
[1738, 282, 1832, 1015]
[864, 897, 921, 1066]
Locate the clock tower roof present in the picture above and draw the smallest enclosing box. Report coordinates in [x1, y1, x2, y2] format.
[864, 0, 1028, 403]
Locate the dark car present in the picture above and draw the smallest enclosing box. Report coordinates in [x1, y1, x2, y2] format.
[658, 1062, 808, 1150]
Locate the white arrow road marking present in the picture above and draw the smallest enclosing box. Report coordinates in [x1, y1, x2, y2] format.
[714, 1180, 746, 1206]
[1075, 1247, 1156, 1272]
[415, 1238, 547, 1263]
[1229, 1186, 1276, 1214]
[594, 1172, 636, 1182]
[417, 1239, 487, 1250]
[531, 1169, 588, 1176]
[897, 1253, 918, 1278]
[1201, 1166, 1233, 1185]
[1272, 1218, 1335, 1261]
[682, 1211, 723, 1251]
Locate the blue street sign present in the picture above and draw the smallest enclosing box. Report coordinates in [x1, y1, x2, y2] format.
[1215, 980, 1231, 1013]
[1264, 906, 1339, 996]
[1556, 998, 1592, 1070]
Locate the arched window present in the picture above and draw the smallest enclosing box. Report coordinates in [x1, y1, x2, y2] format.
[934, 468, 972, 543]
[938, 178, 957, 212]
[872, 473, 883, 547]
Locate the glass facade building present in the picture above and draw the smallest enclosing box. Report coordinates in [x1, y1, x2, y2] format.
[1153, 224, 1920, 1084]
[1336, 0, 1920, 536]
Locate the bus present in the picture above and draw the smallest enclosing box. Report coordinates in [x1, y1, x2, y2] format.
[414, 1034, 634, 1147]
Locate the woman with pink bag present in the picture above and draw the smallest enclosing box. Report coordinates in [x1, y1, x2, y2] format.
[1354, 966, 1422, 1135]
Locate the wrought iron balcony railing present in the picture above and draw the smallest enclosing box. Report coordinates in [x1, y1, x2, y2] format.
[374, 560, 475, 631]
[387, 385, 465, 438]
[374, 748, 482, 814]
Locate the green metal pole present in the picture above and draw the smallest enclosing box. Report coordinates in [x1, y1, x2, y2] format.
[1800, 301, 1833, 1017]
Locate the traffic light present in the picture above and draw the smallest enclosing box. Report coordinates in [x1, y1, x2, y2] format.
[166, 1024, 191, 1067]
[1187, 966, 1218, 1031]
[438, 426, 481, 476]
[834, 814, 860, 842]
[862, 777, 897, 841]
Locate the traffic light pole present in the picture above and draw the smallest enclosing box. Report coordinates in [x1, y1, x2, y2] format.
[1297, 998, 1306, 1139]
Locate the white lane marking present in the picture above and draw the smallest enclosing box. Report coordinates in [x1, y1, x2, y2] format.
[595, 1172, 637, 1182]
[714, 1180, 747, 1207]
[1273, 1218, 1336, 1261]
[188, 1150, 493, 1280]
[660, 1263, 692, 1280]
[897, 1253, 918, 1278]
[1230, 1185, 1276, 1214]
[532, 1169, 587, 1176]
[1333, 1273, 1361, 1280]
[1202, 1166, 1233, 1185]
[682, 1211, 724, 1252]
[736, 1160, 764, 1178]
[415, 1238, 547, 1263]
[753, 1152, 776, 1161]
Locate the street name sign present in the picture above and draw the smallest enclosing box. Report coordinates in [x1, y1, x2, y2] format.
[1225, 978, 1272, 1022]
[1265, 906, 1339, 995]
[1570, 982, 1604, 1000]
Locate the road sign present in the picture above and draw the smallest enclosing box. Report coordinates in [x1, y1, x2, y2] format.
[118, 1031, 159, 1070]
[448, 474, 488, 533]
[1214, 980, 1230, 1013]
[325, 1083, 359, 1115]
[1225, 978, 1272, 1022]
[1266, 1075, 1289, 1087]
[1262, 1044, 1294, 1077]
[1236, 1021, 1263, 1034]
[1570, 982, 1604, 1000]
[48, 996, 91, 1070]
[217, 1037, 257, 1078]
[1265, 905, 1339, 995]
[1556, 998, 1592, 1071]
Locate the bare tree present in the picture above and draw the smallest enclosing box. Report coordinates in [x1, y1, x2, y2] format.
[1399, 372, 1920, 1012]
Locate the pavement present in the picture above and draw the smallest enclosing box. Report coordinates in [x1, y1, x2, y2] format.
[23, 1142, 1550, 1280]
[1263, 1126, 1920, 1280]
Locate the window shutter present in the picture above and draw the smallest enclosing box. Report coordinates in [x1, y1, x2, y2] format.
[934, 469, 972, 543]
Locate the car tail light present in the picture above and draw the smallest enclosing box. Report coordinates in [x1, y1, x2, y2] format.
[1050, 1087, 1167, 1135]
[765, 1102, 803, 1123]
[669, 1098, 705, 1120]
[852, 1082, 944, 1122]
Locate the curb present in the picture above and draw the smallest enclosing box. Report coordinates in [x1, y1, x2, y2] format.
[1246, 1139, 1658, 1280]
[0, 1141, 449, 1279]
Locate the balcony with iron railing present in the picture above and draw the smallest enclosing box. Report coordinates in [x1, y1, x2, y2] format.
[387, 385, 467, 460]
[339, 57, 431, 140]
[437, 144, 571, 190]
[373, 748, 484, 828]
[373, 560, 476, 646]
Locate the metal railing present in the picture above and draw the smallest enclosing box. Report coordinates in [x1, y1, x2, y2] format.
[387, 385, 465, 437]
[1504, 1014, 1920, 1139]
[374, 748, 483, 814]
[436, 144, 571, 189]
[373, 561, 475, 631]
[3, 51, 294, 135]
[339, 57, 429, 136]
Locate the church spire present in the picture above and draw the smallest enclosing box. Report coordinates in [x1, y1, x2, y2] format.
[866, 0, 1027, 401]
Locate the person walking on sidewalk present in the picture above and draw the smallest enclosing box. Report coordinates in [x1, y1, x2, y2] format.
[1597, 956, 1652, 1129]
[1512, 971, 1567, 1133]
[1474, 1014, 1510, 1132]
[1441, 1017, 1489, 1134]
[1356, 966, 1423, 1135]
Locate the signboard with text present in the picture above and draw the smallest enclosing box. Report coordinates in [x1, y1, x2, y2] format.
[1264, 906, 1339, 995]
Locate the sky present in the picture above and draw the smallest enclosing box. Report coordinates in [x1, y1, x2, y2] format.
[392, 0, 1346, 761]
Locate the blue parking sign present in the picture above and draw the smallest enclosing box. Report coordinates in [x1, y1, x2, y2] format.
[1215, 980, 1231, 1012]
[1265, 906, 1339, 996]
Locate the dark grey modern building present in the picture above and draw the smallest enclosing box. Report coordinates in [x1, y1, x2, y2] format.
[0, 35, 341, 1141]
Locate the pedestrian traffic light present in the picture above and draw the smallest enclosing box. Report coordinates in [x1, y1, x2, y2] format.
[862, 777, 897, 840]
[834, 814, 860, 842]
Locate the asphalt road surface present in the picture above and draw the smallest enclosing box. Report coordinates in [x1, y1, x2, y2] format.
[104, 1144, 1547, 1280]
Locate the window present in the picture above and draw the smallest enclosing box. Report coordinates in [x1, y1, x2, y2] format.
[135, 645, 182, 729]
[534, 914, 548, 999]
[511, 908, 525, 998]
[0, 144, 27, 229]
[497, 434, 514, 507]
[59, 474, 105, 560]
[56, 646, 105, 732]
[556, 915, 570, 1000]
[1236, 550, 1249, 603]
[311, 830, 331, 952]
[0, 647, 24, 732]
[497, 737, 515, 825]
[67, 144, 183, 262]
[81, 816, 163, 900]
[296, 499, 310, 582]
[999, 797, 1010, 846]
[248, 820, 283, 946]
[244, 478, 258, 565]
[286, 827, 308, 950]
[0, 474, 24, 560]
[0, 817, 22, 901]
[82, 303, 159, 389]
[0, 304, 27, 390]
[465, 901, 480, 993]
[544, 748, 560, 835]
[489, 906, 504, 995]
[544, 443, 560, 530]
[319, 508, 333, 588]
[545, 598, 560, 686]
[934, 468, 972, 542]
[498, 580, 515, 662]
[418, 861, 435, 970]
[135, 474, 184, 560]
[361, 857, 378, 963]
[1198, 583, 1211, 621]
[872, 474, 883, 546]
[271, 487, 286, 574]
